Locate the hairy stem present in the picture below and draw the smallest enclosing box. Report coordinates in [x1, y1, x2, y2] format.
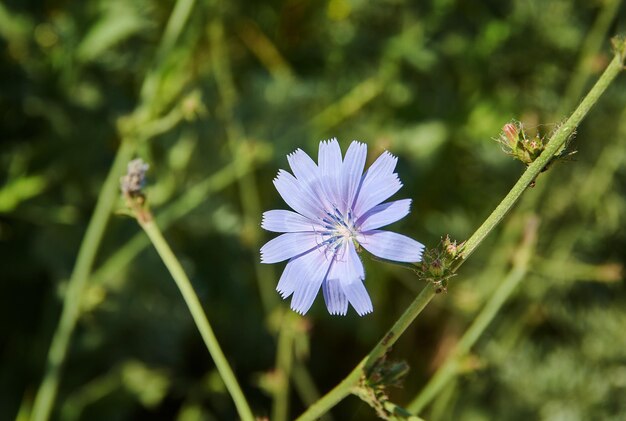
[458, 50, 624, 263]
[138, 215, 255, 421]
[294, 42, 625, 421]
[408, 217, 539, 413]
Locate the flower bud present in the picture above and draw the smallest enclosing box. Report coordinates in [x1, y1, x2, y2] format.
[502, 123, 519, 146]
[442, 235, 458, 258]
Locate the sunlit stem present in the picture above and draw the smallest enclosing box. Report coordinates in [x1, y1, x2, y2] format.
[294, 41, 625, 421]
[407, 217, 539, 413]
[135, 209, 255, 421]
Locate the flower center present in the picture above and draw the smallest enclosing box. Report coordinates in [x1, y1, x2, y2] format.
[335, 223, 355, 241]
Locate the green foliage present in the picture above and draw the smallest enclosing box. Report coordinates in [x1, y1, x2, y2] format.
[1, 0, 625, 420]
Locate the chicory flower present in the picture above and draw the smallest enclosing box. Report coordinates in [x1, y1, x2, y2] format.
[261, 139, 424, 316]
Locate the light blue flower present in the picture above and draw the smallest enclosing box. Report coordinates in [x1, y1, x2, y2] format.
[261, 139, 424, 316]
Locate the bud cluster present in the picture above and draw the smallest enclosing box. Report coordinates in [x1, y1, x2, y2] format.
[496, 120, 575, 169]
[497, 121, 545, 165]
[417, 235, 463, 293]
[356, 357, 411, 420]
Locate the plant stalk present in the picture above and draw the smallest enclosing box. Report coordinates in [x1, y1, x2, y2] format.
[137, 214, 255, 421]
[293, 42, 625, 421]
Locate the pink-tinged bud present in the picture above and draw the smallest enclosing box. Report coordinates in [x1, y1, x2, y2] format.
[442, 235, 458, 258]
[503, 123, 519, 145]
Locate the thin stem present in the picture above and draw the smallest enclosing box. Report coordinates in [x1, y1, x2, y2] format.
[138, 215, 255, 421]
[209, 18, 278, 313]
[458, 51, 624, 263]
[408, 217, 539, 413]
[30, 0, 198, 417]
[91, 153, 260, 286]
[364, 286, 437, 371]
[139, 0, 197, 108]
[294, 44, 625, 420]
[272, 312, 297, 421]
[30, 140, 135, 421]
[294, 359, 365, 421]
[291, 365, 333, 420]
[559, 0, 622, 115]
[295, 287, 436, 421]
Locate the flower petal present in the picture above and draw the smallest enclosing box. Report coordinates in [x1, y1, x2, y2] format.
[352, 151, 400, 217]
[261, 210, 323, 233]
[357, 199, 412, 231]
[287, 148, 318, 181]
[322, 278, 348, 315]
[341, 141, 367, 213]
[260, 232, 323, 263]
[288, 249, 333, 314]
[288, 148, 332, 210]
[353, 174, 402, 218]
[338, 241, 372, 315]
[273, 170, 323, 220]
[357, 230, 424, 263]
[367, 150, 398, 177]
[277, 257, 298, 298]
[318, 138, 343, 206]
[341, 278, 373, 316]
[326, 241, 372, 315]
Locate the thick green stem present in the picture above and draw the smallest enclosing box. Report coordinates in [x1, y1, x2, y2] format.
[138, 216, 255, 421]
[408, 217, 538, 413]
[30, 140, 135, 421]
[293, 45, 625, 421]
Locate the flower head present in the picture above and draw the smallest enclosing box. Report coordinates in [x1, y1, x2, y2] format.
[261, 139, 424, 316]
[120, 158, 149, 197]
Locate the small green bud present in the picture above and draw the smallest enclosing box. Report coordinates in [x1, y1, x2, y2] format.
[442, 234, 459, 258]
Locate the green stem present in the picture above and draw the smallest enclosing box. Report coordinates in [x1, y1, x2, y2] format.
[30, 0, 198, 417]
[294, 359, 365, 421]
[295, 286, 436, 421]
[294, 44, 625, 421]
[559, 0, 622, 114]
[91, 153, 259, 286]
[139, 0, 197, 108]
[272, 312, 296, 421]
[291, 364, 332, 420]
[209, 17, 278, 313]
[364, 286, 437, 371]
[138, 215, 255, 421]
[407, 217, 539, 413]
[458, 51, 624, 263]
[30, 140, 135, 421]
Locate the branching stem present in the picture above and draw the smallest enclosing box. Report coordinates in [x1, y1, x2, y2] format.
[294, 42, 625, 421]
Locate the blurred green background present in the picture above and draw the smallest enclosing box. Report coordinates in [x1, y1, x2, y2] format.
[1, 0, 626, 420]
